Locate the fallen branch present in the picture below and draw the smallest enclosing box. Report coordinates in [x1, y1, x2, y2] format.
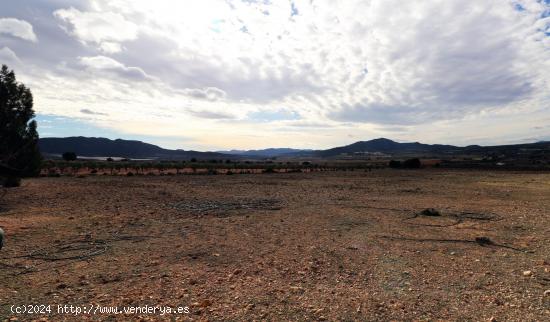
[403, 209, 502, 228]
[27, 240, 109, 261]
[379, 235, 527, 252]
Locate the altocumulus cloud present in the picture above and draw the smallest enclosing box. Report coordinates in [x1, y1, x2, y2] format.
[54, 7, 138, 53]
[0, 0, 549, 149]
[78, 55, 151, 81]
[183, 87, 227, 101]
[0, 17, 37, 42]
[0, 47, 21, 65]
[80, 108, 108, 116]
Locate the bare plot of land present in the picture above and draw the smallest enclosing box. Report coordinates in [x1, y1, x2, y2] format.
[1, 170, 549, 320]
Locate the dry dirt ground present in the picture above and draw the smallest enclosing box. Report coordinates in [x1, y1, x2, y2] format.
[1, 170, 549, 321]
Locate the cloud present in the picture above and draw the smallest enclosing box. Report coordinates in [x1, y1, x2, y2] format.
[182, 87, 226, 101]
[330, 101, 476, 125]
[0, 46, 21, 65]
[377, 126, 409, 133]
[54, 7, 138, 52]
[2, 0, 550, 149]
[188, 110, 235, 119]
[279, 120, 335, 128]
[80, 108, 108, 116]
[78, 55, 151, 81]
[98, 42, 123, 54]
[0, 18, 37, 42]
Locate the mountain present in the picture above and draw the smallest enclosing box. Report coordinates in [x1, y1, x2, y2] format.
[316, 138, 459, 157]
[38, 137, 236, 160]
[216, 148, 312, 158]
[461, 141, 550, 154]
[315, 138, 550, 157]
[38, 136, 550, 160]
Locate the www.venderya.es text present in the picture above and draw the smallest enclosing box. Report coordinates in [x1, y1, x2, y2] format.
[10, 304, 190, 316]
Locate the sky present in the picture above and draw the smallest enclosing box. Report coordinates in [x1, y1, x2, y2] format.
[1, 0, 549, 150]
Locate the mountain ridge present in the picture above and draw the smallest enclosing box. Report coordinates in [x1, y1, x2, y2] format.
[38, 136, 235, 160]
[316, 138, 459, 157]
[38, 136, 550, 160]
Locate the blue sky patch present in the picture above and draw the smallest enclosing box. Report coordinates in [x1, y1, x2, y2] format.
[36, 114, 121, 138]
[514, 3, 525, 11]
[247, 110, 301, 122]
[291, 2, 299, 17]
[35, 114, 189, 149]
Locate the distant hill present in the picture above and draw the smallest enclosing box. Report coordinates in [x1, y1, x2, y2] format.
[217, 148, 312, 158]
[461, 141, 550, 155]
[38, 137, 236, 160]
[316, 138, 460, 157]
[314, 138, 550, 157]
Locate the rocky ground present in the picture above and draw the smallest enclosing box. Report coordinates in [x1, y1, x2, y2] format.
[0, 170, 549, 321]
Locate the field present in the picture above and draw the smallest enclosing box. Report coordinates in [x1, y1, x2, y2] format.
[1, 170, 549, 321]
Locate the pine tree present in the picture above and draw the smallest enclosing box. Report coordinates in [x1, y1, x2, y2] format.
[0, 65, 42, 185]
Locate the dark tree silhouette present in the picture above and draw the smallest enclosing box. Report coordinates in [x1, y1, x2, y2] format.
[403, 158, 421, 169]
[388, 160, 401, 168]
[0, 65, 42, 186]
[62, 152, 77, 161]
